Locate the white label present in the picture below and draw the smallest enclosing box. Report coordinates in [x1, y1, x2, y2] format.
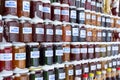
[106, 19, 111, 23]
[43, 7, 50, 13]
[92, 15, 96, 20]
[111, 19, 113, 23]
[56, 29, 62, 35]
[102, 32, 106, 37]
[97, 64, 101, 69]
[46, 29, 53, 35]
[66, 30, 71, 36]
[36, 28, 44, 34]
[116, 46, 119, 50]
[108, 33, 112, 37]
[5, 1, 17, 8]
[117, 20, 120, 24]
[81, 0, 86, 3]
[86, 14, 91, 19]
[112, 46, 116, 51]
[84, 68, 89, 73]
[15, 53, 26, 60]
[101, 47, 106, 52]
[71, 48, 80, 54]
[79, 13, 85, 20]
[49, 75, 55, 80]
[95, 48, 100, 52]
[72, 28, 79, 36]
[68, 70, 73, 76]
[45, 50, 53, 57]
[56, 50, 63, 56]
[80, 30, 86, 38]
[113, 61, 117, 66]
[76, 70, 81, 75]
[104, 64, 108, 69]
[23, 1, 30, 12]
[35, 77, 43, 80]
[102, 17, 105, 22]
[0, 53, 12, 61]
[91, 65, 96, 70]
[107, 46, 111, 51]
[81, 48, 87, 53]
[117, 61, 120, 65]
[87, 31, 92, 36]
[30, 51, 40, 58]
[91, 1, 95, 5]
[88, 48, 94, 53]
[97, 3, 100, 7]
[97, 32, 102, 37]
[88, 0, 91, 2]
[54, 9, 61, 15]
[70, 10, 76, 19]
[10, 26, 19, 34]
[59, 73, 65, 79]
[39, 5, 43, 12]
[63, 47, 70, 53]
[23, 27, 32, 34]
[98, 17, 101, 21]
[0, 27, 3, 33]
[62, 10, 69, 15]
[109, 63, 112, 67]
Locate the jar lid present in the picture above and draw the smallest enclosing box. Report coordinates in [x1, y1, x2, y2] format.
[29, 66, 42, 72]
[42, 0, 50, 3]
[13, 42, 25, 47]
[62, 21, 70, 26]
[77, 8, 85, 10]
[26, 42, 39, 46]
[107, 68, 112, 72]
[31, 17, 43, 24]
[13, 68, 29, 74]
[53, 42, 63, 45]
[96, 71, 101, 75]
[82, 73, 88, 78]
[85, 10, 91, 12]
[71, 42, 80, 45]
[61, 4, 69, 7]
[3, 14, 18, 19]
[71, 23, 78, 26]
[51, 2, 61, 6]
[96, 12, 101, 15]
[54, 63, 64, 68]
[42, 65, 54, 71]
[0, 42, 12, 49]
[89, 73, 94, 77]
[41, 42, 53, 46]
[19, 16, 31, 21]
[69, 6, 76, 9]
[44, 19, 52, 24]
[53, 20, 62, 25]
[14, 74, 21, 77]
[0, 70, 13, 77]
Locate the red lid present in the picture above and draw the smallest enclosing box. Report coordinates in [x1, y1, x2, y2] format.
[83, 74, 88, 78]
[117, 67, 120, 70]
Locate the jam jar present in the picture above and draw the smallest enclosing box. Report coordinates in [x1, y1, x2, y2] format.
[0, 70, 13, 80]
[96, 12, 101, 27]
[75, 0, 80, 8]
[91, 11, 96, 26]
[85, 0, 91, 10]
[101, 14, 106, 27]
[30, 0, 43, 19]
[87, 43, 95, 59]
[96, 27, 102, 42]
[43, 0, 51, 20]
[61, 4, 69, 22]
[51, 2, 61, 21]
[106, 43, 112, 56]
[0, 43, 12, 72]
[17, 0, 30, 17]
[85, 10, 91, 25]
[79, 24, 86, 42]
[86, 25, 93, 42]
[80, 0, 86, 8]
[44, 19, 53, 42]
[92, 27, 97, 42]
[106, 29, 112, 42]
[105, 14, 111, 27]
[31, 17, 44, 42]
[12, 42, 26, 69]
[101, 28, 107, 42]
[26, 42, 40, 68]
[69, 0, 75, 6]
[53, 21, 62, 42]
[96, 59, 102, 71]
[19, 17, 32, 42]
[77, 8, 85, 24]
[100, 43, 107, 57]
[110, 15, 115, 28]
[0, 15, 3, 42]
[53, 42, 63, 64]
[40, 43, 53, 65]
[3, 15, 19, 42]
[70, 42, 80, 61]
[91, 0, 96, 11]
[95, 42, 101, 58]
[89, 59, 96, 74]
[82, 60, 89, 74]
[3, 0, 17, 16]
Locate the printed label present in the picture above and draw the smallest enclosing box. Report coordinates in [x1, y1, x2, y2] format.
[35, 77, 43, 80]
[56, 29, 62, 35]
[46, 29, 53, 35]
[106, 19, 111, 23]
[98, 17, 101, 21]
[30, 51, 40, 58]
[117, 61, 120, 65]
[43, 7, 50, 13]
[15, 53, 26, 60]
[49, 75, 55, 80]
[97, 3, 100, 7]
[45, 50, 53, 57]
[5, 1, 17, 8]
[113, 61, 117, 66]
[108, 33, 112, 37]
[81, 48, 87, 53]
[56, 50, 63, 56]
[0, 27, 3, 33]
[72, 28, 79, 36]
[101, 47, 106, 52]
[102, 17, 105, 22]
[0, 53, 12, 61]
[87, 31, 92, 36]
[88, 48, 94, 53]
[91, 1, 95, 5]
[36, 28, 44, 34]
[109, 63, 112, 67]
[66, 30, 71, 36]
[54, 9, 61, 15]
[80, 30, 86, 38]
[97, 32, 102, 37]
[91, 65, 96, 70]
[62, 10, 69, 15]
[59, 73, 65, 79]
[23, 27, 32, 34]
[107, 46, 111, 51]
[68, 70, 73, 76]
[70, 10, 76, 19]
[23, 1, 30, 12]
[39, 5, 43, 12]
[84, 68, 89, 73]
[97, 64, 101, 69]
[104, 64, 108, 69]
[88, 0, 91, 2]
[63, 47, 70, 53]
[10, 26, 19, 34]
[76, 70, 82, 75]
[71, 48, 80, 54]
[86, 14, 91, 19]
[92, 15, 96, 20]
[102, 32, 106, 37]
[79, 13, 85, 20]
[95, 48, 100, 52]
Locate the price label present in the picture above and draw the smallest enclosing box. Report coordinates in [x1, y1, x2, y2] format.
[68, 70, 73, 76]
[70, 10, 77, 19]
[46, 29, 53, 35]
[5, 1, 17, 8]
[59, 73, 65, 79]
[62, 10, 69, 15]
[80, 30, 86, 38]
[56, 50, 63, 56]
[49, 75, 55, 80]
[23, 27, 32, 34]
[81, 48, 87, 53]
[72, 28, 79, 36]
[56, 29, 62, 35]
[10, 26, 19, 34]
[0, 27, 3, 33]
[63, 47, 70, 53]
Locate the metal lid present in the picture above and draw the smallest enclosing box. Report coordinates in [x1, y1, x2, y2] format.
[61, 4, 69, 7]
[13, 42, 25, 47]
[53, 20, 62, 25]
[13, 68, 29, 74]
[42, 65, 54, 71]
[3, 14, 18, 19]
[44, 19, 53, 24]
[26, 42, 39, 46]
[0, 42, 12, 49]
[51, 2, 61, 6]
[0, 70, 13, 77]
[42, 0, 50, 3]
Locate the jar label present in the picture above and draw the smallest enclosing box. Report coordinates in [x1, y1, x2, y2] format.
[115, 46, 119, 50]
[108, 33, 112, 37]
[0, 27, 3, 33]
[30, 51, 40, 58]
[102, 32, 106, 37]
[0, 53, 12, 61]
[97, 64, 101, 69]
[68, 70, 73, 76]
[66, 30, 71, 36]
[111, 19, 113, 23]
[113, 61, 117, 66]
[62, 10, 69, 16]
[49, 75, 55, 80]
[46, 29, 53, 35]
[76, 69, 82, 75]
[112, 46, 116, 51]
[45, 50, 53, 57]
[72, 28, 79, 36]
[63, 47, 70, 53]
[95, 48, 100, 52]
[43, 7, 51, 13]
[59, 73, 65, 79]
[23, 27, 32, 34]
[56, 50, 63, 56]
[97, 32, 102, 37]
[70, 10, 77, 19]
[84, 67, 89, 73]
[86, 14, 91, 19]
[56, 29, 62, 35]
[88, 0, 91, 2]
[98, 17, 101, 21]
[117, 61, 120, 65]
[87, 31, 92, 36]
[23, 1, 30, 12]
[92, 15, 96, 20]
[91, 1, 95, 5]
[54, 9, 61, 15]
[88, 48, 94, 53]
[39, 5, 43, 12]
[80, 30, 86, 38]
[79, 13, 85, 20]
[109, 63, 112, 67]
[5, 1, 17, 8]
[71, 48, 80, 54]
[101, 47, 106, 52]
[81, 48, 87, 53]
[117, 20, 120, 24]
[10, 26, 19, 34]
[106, 18, 111, 23]
[104, 64, 108, 69]
[91, 65, 96, 70]
[36, 28, 44, 34]
[81, 0, 86, 3]
[15, 53, 26, 60]
[97, 3, 100, 7]
[107, 46, 111, 51]
[35, 77, 43, 80]
[102, 17, 105, 22]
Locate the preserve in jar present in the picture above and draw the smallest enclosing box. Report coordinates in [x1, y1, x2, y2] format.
[3, 0, 17, 16]
[96, 59, 102, 71]
[101, 29, 107, 42]
[100, 43, 107, 57]
[82, 73, 88, 80]
[70, 42, 80, 61]
[91, 0, 96, 11]
[69, 6, 77, 23]
[95, 43, 101, 58]
[101, 14, 106, 27]
[3, 15, 19, 42]
[62, 42, 70, 62]
[92, 28, 97, 42]
[101, 58, 108, 70]
[53, 21, 62, 42]
[96, 27, 102, 42]
[87, 43, 95, 59]
[40, 43, 53, 65]
[17, 0, 30, 17]
[82, 61, 89, 74]
[86, 25, 93, 42]
[69, 0, 75, 6]
[26, 42, 40, 68]
[75, 0, 80, 8]
[91, 11, 96, 26]
[0, 43, 12, 71]
[61, 4, 69, 22]
[106, 68, 112, 80]
[96, 13, 101, 26]
[51, 2, 61, 21]
[19, 17, 32, 42]
[71, 23, 79, 42]
[85, 0, 91, 10]
[30, 0, 43, 19]
[12, 42, 26, 69]
[89, 60, 96, 74]
[53, 42, 63, 64]
[62, 22, 71, 42]
[0, 15, 3, 42]
[44, 19, 53, 42]
[85, 10, 91, 25]
[0, 70, 13, 80]
[106, 43, 112, 56]
[77, 8, 85, 24]
[31, 17, 44, 42]
[105, 14, 111, 27]
[79, 24, 86, 42]
[106, 29, 112, 42]
[80, 0, 86, 8]
[110, 15, 115, 28]
[43, 0, 51, 20]
[112, 59, 117, 68]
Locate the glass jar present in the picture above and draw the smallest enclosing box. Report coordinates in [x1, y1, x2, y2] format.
[112, 59, 117, 68]
[91, 11, 96, 26]
[70, 42, 80, 61]
[85, 0, 91, 10]
[101, 58, 108, 70]
[53, 20, 62, 42]
[87, 43, 95, 59]
[95, 43, 101, 58]
[89, 60, 96, 75]
[101, 29, 107, 42]
[3, 15, 19, 42]
[75, 0, 80, 8]
[82, 61, 89, 74]
[112, 44, 119, 56]
[69, 0, 75, 6]
[12, 42, 26, 69]
[80, 0, 86, 8]
[40, 43, 53, 65]
[110, 15, 115, 28]
[79, 24, 86, 42]
[91, 0, 96, 11]
[96, 59, 102, 71]
[106, 43, 112, 56]
[101, 14, 106, 27]
[0, 15, 3, 42]
[85, 10, 91, 25]
[86, 25, 93, 42]
[0, 70, 13, 80]
[4, 0, 17, 16]
[106, 68, 112, 80]
[19, 17, 32, 42]
[0, 43, 12, 71]
[44, 19, 53, 42]
[30, 0, 43, 19]
[100, 43, 107, 57]
[96, 27, 102, 42]
[96, 1, 101, 12]
[31, 17, 44, 42]
[61, 4, 69, 22]
[17, 0, 30, 17]
[51, 2, 61, 21]
[92, 28, 97, 42]
[96, 13, 101, 26]
[106, 29, 112, 42]
[77, 8, 85, 24]
[105, 14, 111, 27]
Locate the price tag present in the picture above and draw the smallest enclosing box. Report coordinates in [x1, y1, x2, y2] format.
[5, 1, 17, 8]
[35, 77, 43, 80]
[56, 50, 63, 56]
[76, 69, 82, 75]
[56, 29, 62, 35]
[49, 75, 55, 80]
[46, 29, 53, 35]
[23, 27, 32, 34]
[43, 7, 50, 13]
[59, 73, 65, 79]
[66, 30, 71, 36]
[80, 30, 86, 38]
[97, 64, 101, 69]
[68, 70, 73, 76]
[79, 13, 85, 20]
[62, 10, 69, 15]
[72, 28, 79, 36]
[88, 48, 94, 53]
[63, 47, 70, 53]
[87, 31, 92, 36]
[81, 48, 87, 53]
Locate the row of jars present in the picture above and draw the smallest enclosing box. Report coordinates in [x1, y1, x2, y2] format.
[1, 56, 120, 80]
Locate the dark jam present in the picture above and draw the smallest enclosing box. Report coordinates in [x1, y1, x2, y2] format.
[87, 43, 94, 59]
[77, 8, 85, 24]
[79, 24, 86, 42]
